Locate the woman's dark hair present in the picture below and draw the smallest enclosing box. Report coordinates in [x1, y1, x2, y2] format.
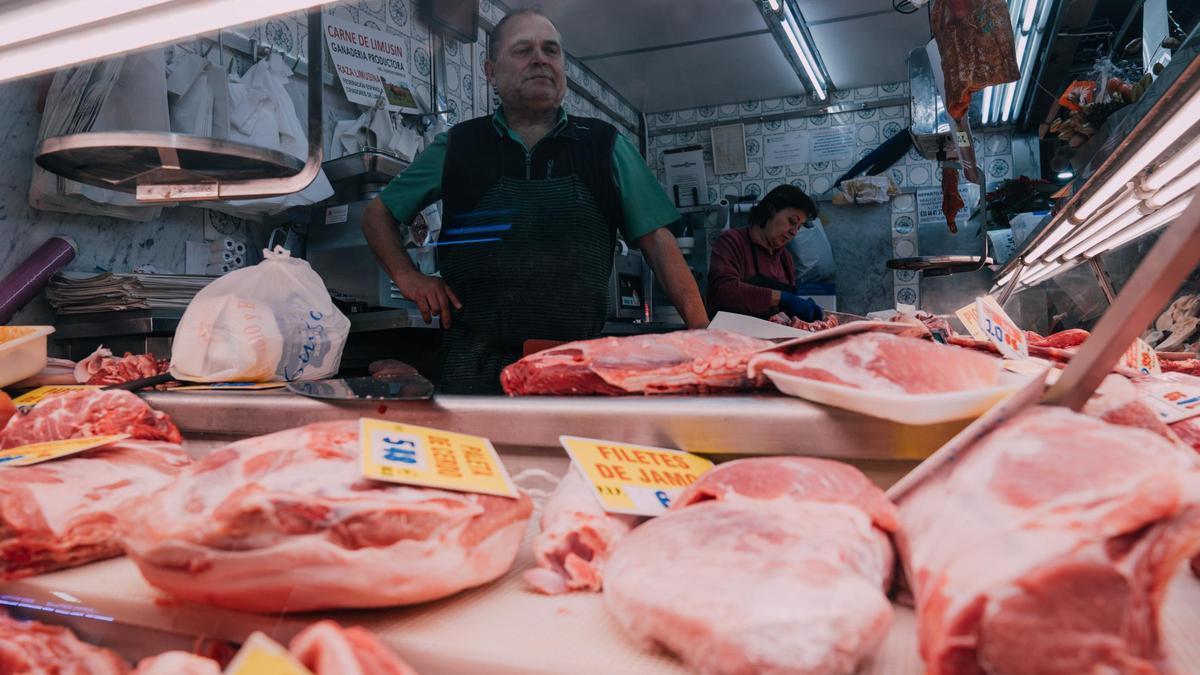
[747, 185, 818, 228]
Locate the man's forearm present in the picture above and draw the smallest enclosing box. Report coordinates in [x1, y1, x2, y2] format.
[362, 198, 419, 283]
[638, 228, 709, 329]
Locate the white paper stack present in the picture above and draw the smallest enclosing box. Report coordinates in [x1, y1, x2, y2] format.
[47, 272, 213, 314]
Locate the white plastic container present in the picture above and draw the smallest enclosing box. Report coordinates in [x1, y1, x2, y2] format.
[0, 326, 54, 388]
[763, 368, 1042, 425]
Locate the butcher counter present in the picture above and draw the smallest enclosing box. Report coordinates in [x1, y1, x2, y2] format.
[139, 388, 965, 485]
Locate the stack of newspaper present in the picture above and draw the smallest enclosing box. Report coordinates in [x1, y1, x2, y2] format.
[47, 272, 212, 314]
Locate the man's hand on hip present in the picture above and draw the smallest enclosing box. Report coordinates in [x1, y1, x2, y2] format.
[396, 271, 462, 327]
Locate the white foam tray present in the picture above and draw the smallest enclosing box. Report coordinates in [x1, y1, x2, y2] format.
[763, 368, 1043, 426]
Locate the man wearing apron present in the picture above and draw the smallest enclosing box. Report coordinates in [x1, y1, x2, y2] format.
[362, 9, 707, 393]
[707, 185, 825, 321]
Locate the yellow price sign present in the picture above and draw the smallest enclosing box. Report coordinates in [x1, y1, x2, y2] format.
[359, 418, 517, 498]
[0, 434, 130, 468]
[954, 302, 986, 340]
[1121, 337, 1162, 376]
[11, 385, 100, 412]
[559, 436, 714, 516]
[224, 632, 313, 675]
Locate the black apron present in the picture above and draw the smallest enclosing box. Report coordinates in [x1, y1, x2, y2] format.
[438, 114, 625, 394]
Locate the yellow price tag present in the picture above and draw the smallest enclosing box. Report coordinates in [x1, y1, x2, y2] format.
[11, 385, 100, 412]
[0, 434, 130, 468]
[559, 436, 714, 517]
[223, 632, 313, 675]
[954, 302, 986, 340]
[359, 418, 517, 498]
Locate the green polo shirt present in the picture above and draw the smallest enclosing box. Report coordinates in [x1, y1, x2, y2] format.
[379, 107, 678, 245]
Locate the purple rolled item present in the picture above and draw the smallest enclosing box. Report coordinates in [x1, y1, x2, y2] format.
[0, 235, 77, 324]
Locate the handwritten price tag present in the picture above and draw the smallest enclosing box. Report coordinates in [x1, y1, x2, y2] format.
[359, 419, 517, 498]
[559, 436, 714, 517]
[0, 434, 130, 468]
[11, 385, 100, 413]
[976, 296, 1028, 359]
[1120, 338, 1162, 376]
[224, 632, 313, 675]
[954, 302, 986, 340]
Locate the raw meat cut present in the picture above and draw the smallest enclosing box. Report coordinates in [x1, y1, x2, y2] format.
[769, 312, 840, 332]
[946, 334, 1078, 363]
[0, 389, 182, 449]
[605, 457, 897, 675]
[1162, 358, 1200, 376]
[500, 330, 771, 396]
[132, 652, 220, 675]
[0, 389, 190, 580]
[1, 439, 191, 580]
[749, 331, 1001, 394]
[119, 420, 532, 613]
[1082, 374, 1179, 444]
[0, 612, 128, 674]
[74, 346, 170, 386]
[897, 406, 1200, 674]
[1026, 328, 1089, 349]
[523, 467, 641, 594]
[0, 392, 13, 430]
[290, 620, 419, 675]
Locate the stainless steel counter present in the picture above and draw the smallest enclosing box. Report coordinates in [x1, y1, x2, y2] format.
[143, 390, 965, 460]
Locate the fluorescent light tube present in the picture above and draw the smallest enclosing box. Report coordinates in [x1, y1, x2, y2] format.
[1074, 87, 1200, 220]
[1084, 195, 1194, 258]
[780, 13, 825, 100]
[1145, 160, 1200, 209]
[768, 0, 782, 11]
[0, 0, 329, 83]
[1143, 136, 1200, 192]
[1025, 217, 1075, 260]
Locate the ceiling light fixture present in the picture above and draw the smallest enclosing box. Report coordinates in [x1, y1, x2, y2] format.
[765, 0, 831, 100]
[0, 0, 329, 84]
[979, 0, 1053, 126]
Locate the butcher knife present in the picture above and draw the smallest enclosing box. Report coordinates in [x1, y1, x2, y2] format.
[286, 375, 434, 401]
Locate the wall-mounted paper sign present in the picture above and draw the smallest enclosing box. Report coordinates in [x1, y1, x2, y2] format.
[324, 15, 418, 113]
[809, 126, 855, 163]
[663, 146, 709, 208]
[764, 130, 810, 168]
[711, 123, 748, 175]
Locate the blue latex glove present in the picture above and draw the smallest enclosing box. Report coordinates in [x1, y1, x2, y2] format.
[780, 292, 824, 322]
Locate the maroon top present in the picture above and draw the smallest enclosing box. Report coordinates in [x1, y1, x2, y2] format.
[706, 227, 795, 318]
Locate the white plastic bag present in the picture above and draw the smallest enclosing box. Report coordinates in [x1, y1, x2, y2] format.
[170, 246, 349, 382]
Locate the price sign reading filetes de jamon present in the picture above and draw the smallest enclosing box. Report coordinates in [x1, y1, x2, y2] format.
[976, 296, 1028, 360]
[559, 436, 714, 517]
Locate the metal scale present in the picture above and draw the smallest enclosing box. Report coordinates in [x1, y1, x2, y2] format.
[34, 11, 325, 204]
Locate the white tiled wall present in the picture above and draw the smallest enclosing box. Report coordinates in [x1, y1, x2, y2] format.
[645, 81, 1028, 203]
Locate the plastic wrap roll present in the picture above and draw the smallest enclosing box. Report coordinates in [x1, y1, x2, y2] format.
[0, 236, 77, 324]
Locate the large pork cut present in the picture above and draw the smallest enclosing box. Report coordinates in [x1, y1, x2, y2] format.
[0, 389, 190, 580]
[500, 330, 771, 395]
[897, 406, 1200, 674]
[523, 467, 641, 594]
[119, 420, 532, 613]
[290, 620, 419, 675]
[0, 612, 128, 674]
[749, 331, 1001, 394]
[604, 457, 898, 675]
[0, 389, 182, 449]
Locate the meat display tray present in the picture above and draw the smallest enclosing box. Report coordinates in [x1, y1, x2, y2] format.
[6, 522, 1200, 674]
[142, 390, 969, 461]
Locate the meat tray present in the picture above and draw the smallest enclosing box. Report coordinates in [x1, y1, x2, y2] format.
[6, 520, 1199, 674]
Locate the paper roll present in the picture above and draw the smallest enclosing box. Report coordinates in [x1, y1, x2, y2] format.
[210, 238, 236, 252]
[231, 255, 244, 267]
[208, 250, 234, 264]
[205, 263, 231, 275]
[232, 241, 246, 255]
